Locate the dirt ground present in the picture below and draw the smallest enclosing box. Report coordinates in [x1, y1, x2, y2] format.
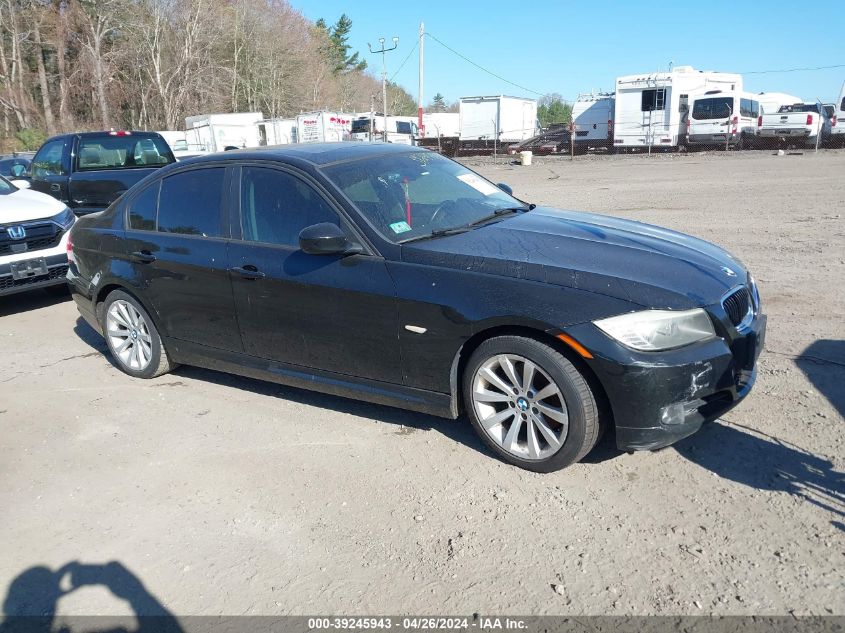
[1, 149, 843, 618]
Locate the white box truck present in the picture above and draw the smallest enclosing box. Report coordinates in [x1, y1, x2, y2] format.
[257, 118, 298, 145]
[184, 112, 264, 152]
[613, 67, 741, 149]
[459, 96, 538, 143]
[295, 111, 354, 143]
[350, 115, 419, 145]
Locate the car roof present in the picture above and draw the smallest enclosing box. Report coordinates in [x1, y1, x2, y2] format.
[45, 131, 166, 142]
[178, 142, 428, 167]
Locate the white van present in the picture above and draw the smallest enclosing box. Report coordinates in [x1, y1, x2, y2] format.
[687, 91, 761, 149]
[831, 82, 845, 148]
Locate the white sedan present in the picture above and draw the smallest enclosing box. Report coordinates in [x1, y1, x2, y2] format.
[0, 175, 75, 297]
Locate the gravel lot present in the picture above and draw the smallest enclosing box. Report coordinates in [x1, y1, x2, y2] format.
[1, 149, 843, 618]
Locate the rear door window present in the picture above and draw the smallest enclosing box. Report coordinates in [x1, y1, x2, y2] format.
[158, 168, 226, 237]
[692, 97, 733, 120]
[76, 135, 174, 171]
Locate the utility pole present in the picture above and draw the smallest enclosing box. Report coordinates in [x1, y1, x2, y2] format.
[369, 36, 399, 142]
[418, 22, 425, 136]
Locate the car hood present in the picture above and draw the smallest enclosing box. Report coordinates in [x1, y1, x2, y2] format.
[0, 188, 67, 224]
[401, 207, 748, 310]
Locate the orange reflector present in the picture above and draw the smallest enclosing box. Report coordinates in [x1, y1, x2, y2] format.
[556, 333, 593, 359]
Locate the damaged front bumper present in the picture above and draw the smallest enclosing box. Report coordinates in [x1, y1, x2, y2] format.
[566, 310, 766, 451]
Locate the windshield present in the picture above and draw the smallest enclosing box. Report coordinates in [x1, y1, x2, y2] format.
[323, 151, 523, 244]
[692, 97, 733, 120]
[0, 175, 16, 195]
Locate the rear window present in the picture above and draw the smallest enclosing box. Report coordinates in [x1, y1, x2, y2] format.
[76, 135, 175, 171]
[641, 89, 666, 112]
[777, 104, 819, 113]
[692, 97, 733, 120]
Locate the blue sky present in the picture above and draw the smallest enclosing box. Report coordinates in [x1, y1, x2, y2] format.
[293, 0, 844, 104]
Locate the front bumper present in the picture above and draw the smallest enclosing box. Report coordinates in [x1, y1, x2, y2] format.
[567, 309, 766, 451]
[0, 251, 69, 296]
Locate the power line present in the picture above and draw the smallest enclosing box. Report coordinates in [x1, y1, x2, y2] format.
[740, 63, 845, 75]
[389, 40, 418, 82]
[424, 32, 545, 97]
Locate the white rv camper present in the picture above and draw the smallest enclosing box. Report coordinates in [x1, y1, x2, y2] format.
[257, 118, 298, 145]
[295, 111, 354, 143]
[184, 112, 264, 152]
[755, 92, 803, 114]
[613, 67, 742, 149]
[459, 96, 538, 143]
[571, 93, 615, 149]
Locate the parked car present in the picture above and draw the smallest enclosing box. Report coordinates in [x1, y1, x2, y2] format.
[0, 175, 75, 297]
[67, 144, 765, 472]
[29, 131, 175, 216]
[757, 103, 831, 148]
[0, 156, 31, 179]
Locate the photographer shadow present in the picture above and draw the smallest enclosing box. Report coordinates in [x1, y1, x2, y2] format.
[0, 561, 182, 633]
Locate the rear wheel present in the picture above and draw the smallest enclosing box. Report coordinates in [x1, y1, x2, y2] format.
[463, 336, 600, 472]
[102, 290, 175, 379]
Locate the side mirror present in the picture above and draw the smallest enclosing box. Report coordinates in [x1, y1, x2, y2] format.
[299, 222, 359, 256]
[497, 182, 513, 196]
[10, 179, 31, 189]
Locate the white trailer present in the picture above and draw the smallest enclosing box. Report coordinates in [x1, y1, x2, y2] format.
[184, 112, 264, 152]
[571, 93, 615, 149]
[459, 96, 538, 143]
[422, 112, 460, 138]
[295, 111, 354, 144]
[613, 67, 742, 149]
[257, 118, 298, 145]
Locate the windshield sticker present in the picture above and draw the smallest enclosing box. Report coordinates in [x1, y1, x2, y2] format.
[389, 221, 412, 234]
[457, 173, 500, 196]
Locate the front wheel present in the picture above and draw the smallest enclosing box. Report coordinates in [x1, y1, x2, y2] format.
[102, 290, 176, 379]
[463, 336, 601, 472]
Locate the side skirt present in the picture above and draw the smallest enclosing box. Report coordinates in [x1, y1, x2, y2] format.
[165, 338, 456, 419]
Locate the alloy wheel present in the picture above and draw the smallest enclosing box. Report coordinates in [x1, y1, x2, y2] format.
[471, 354, 569, 460]
[106, 300, 153, 371]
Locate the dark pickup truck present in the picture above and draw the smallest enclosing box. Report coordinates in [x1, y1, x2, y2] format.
[30, 131, 176, 216]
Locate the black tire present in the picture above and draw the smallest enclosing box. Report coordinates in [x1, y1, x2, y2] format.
[101, 289, 176, 379]
[462, 335, 600, 473]
[736, 134, 747, 151]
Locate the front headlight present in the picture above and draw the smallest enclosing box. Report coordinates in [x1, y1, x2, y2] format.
[594, 308, 716, 351]
[51, 207, 75, 229]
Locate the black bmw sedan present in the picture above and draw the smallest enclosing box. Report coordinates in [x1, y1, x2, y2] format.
[67, 143, 765, 472]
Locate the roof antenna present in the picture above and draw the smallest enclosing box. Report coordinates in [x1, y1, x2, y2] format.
[668, 60, 674, 72]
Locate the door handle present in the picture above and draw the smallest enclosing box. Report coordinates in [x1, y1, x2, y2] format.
[130, 250, 156, 264]
[229, 265, 265, 280]
[50, 183, 61, 192]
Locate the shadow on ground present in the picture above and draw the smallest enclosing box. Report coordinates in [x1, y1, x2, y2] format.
[675, 421, 844, 529]
[794, 339, 845, 419]
[0, 288, 69, 318]
[0, 561, 182, 633]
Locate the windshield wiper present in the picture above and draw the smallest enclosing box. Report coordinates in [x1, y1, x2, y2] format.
[398, 226, 472, 244]
[398, 206, 530, 245]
